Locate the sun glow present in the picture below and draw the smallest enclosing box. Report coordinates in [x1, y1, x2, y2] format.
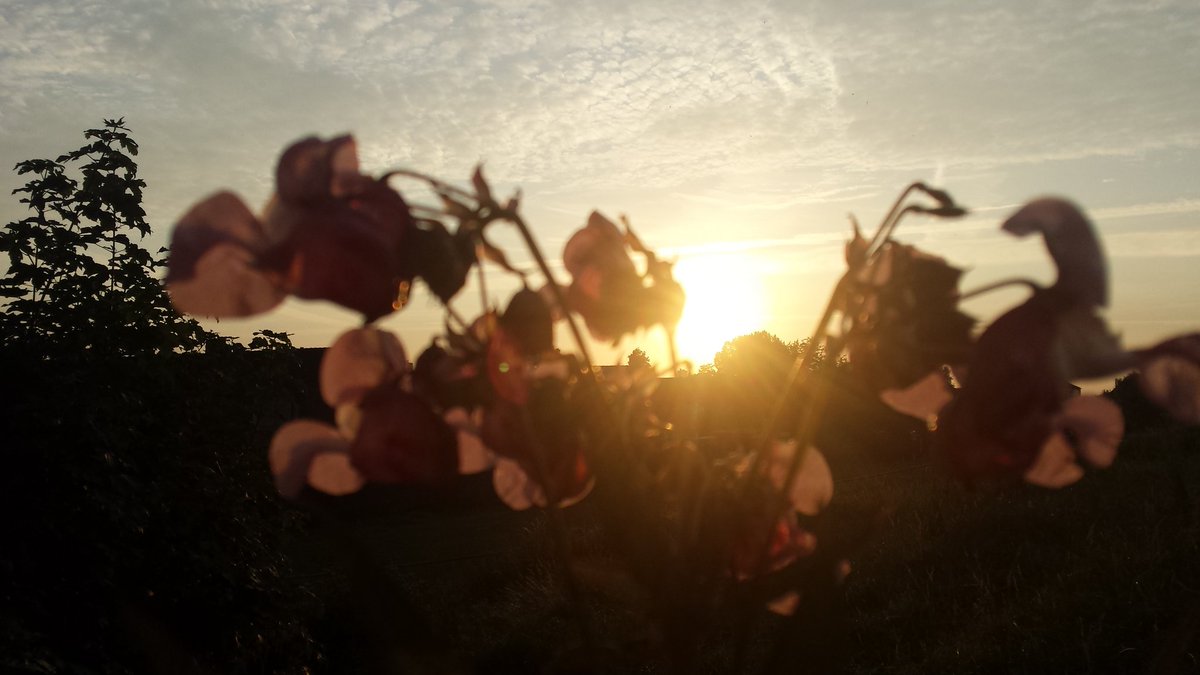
[672, 253, 768, 368]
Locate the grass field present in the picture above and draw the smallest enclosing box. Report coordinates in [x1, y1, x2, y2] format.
[276, 426, 1200, 673]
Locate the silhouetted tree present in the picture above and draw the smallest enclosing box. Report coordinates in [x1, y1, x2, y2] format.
[713, 331, 793, 381]
[0, 118, 210, 355]
[628, 347, 652, 370]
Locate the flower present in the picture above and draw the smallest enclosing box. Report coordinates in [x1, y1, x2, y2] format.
[840, 226, 973, 421]
[936, 199, 1130, 486]
[562, 211, 684, 343]
[1135, 333, 1200, 424]
[167, 135, 417, 322]
[268, 328, 460, 498]
[411, 290, 594, 510]
[731, 440, 833, 615]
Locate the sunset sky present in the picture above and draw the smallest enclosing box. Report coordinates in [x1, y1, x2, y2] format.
[2, 0, 1198, 371]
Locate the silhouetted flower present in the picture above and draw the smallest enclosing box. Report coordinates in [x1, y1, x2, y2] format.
[937, 199, 1130, 486]
[563, 211, 684, 343]
[168, 135, 417, 322]
[841, 226, 973, 420]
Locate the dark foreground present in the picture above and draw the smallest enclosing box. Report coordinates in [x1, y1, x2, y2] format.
[5, 349, 1200, 673]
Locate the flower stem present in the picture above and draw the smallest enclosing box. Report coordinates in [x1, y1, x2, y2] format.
[502, 209, 595, 371]
[958, 277, 1042, 301]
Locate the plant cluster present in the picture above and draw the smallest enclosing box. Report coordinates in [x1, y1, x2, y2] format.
[165, 134, 1200, 670]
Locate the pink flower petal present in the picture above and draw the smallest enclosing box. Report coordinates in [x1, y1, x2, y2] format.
[445, 408, 495, 474]
[1138, 334, 1200, 424]
[276, 135, 357, 203]
[880, 371, 952, 424]
[1002, 198, 1108, 307]
[492, 457, 546, 510]
[167, 243, 286, 318]
[766, 591, 802, 617]
[268, 420, 355, 498]
[168, 191, 269, 280]
[308, 452, 366, 496]
[1023, 433, 1085, 488]
[1057, 395, 1123, 468]
[491, 457, 593, 510]
[320, 328, 407, 407]
[765, 440, 833, 517]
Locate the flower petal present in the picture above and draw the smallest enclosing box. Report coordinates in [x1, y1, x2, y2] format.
[350, 388, 459, 484]
[308, 452, 366, 496]
[276, 135, 357, 203]
[1023, 433, 1085, 488]
[268, 420, 355, 498]
[1137, 334, 1200, 424]
[168, 191, 269, 280]
[167, 243, 285, 318]
[1057, 395, 1123, 468]
[321, 328, 407, 407]
[880, 371, 952, 425]
[1002, 198, 1108, 307]
[445, 407, 495, 474]
[766, 591, 802, 617]
[765, 440, 833, 517]
[492, 457, 546, 510]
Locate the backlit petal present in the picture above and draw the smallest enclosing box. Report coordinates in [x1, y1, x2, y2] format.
[880, 371, 952, 425]
[493, 457, 546, 510]
[1023, 433, 1084, 488]
[1138, 334, 1200, 424]
[765, 440, 833, 517]
[308, 452, 365, 496]
[1057, 395, 1123, 468]
[168, 191, 268, 281]
[268, 420, 353, 498]
[321, 328, 407, 407]
[167, 244, 285, 318]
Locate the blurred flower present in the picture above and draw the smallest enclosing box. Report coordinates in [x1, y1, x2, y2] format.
[563, 211, 684, 343]
[1135, 333, 1200, 424]
[937, 199, 1131, 486]
[731, 440, 832, 615]
[841, 226, 973, 422]
[268, 328, 460, 498]
[481, 292, 593, 509]
[411, 290, 594, 510]
[168, 135, 417, 322]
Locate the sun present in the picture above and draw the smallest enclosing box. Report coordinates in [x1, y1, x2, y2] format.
[671, 253, 768, 368]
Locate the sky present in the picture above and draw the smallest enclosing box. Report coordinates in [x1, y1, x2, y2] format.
[2, 0, 1198, 373]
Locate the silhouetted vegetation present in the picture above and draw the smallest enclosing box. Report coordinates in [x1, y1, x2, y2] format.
[1, 122, 318, 674]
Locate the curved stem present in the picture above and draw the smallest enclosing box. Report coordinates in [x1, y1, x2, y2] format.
[957, 277, 1042, 302]
[384, 168, 477, 201]
[475, 242, 490, 313]
[865, 182, 924, 256]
